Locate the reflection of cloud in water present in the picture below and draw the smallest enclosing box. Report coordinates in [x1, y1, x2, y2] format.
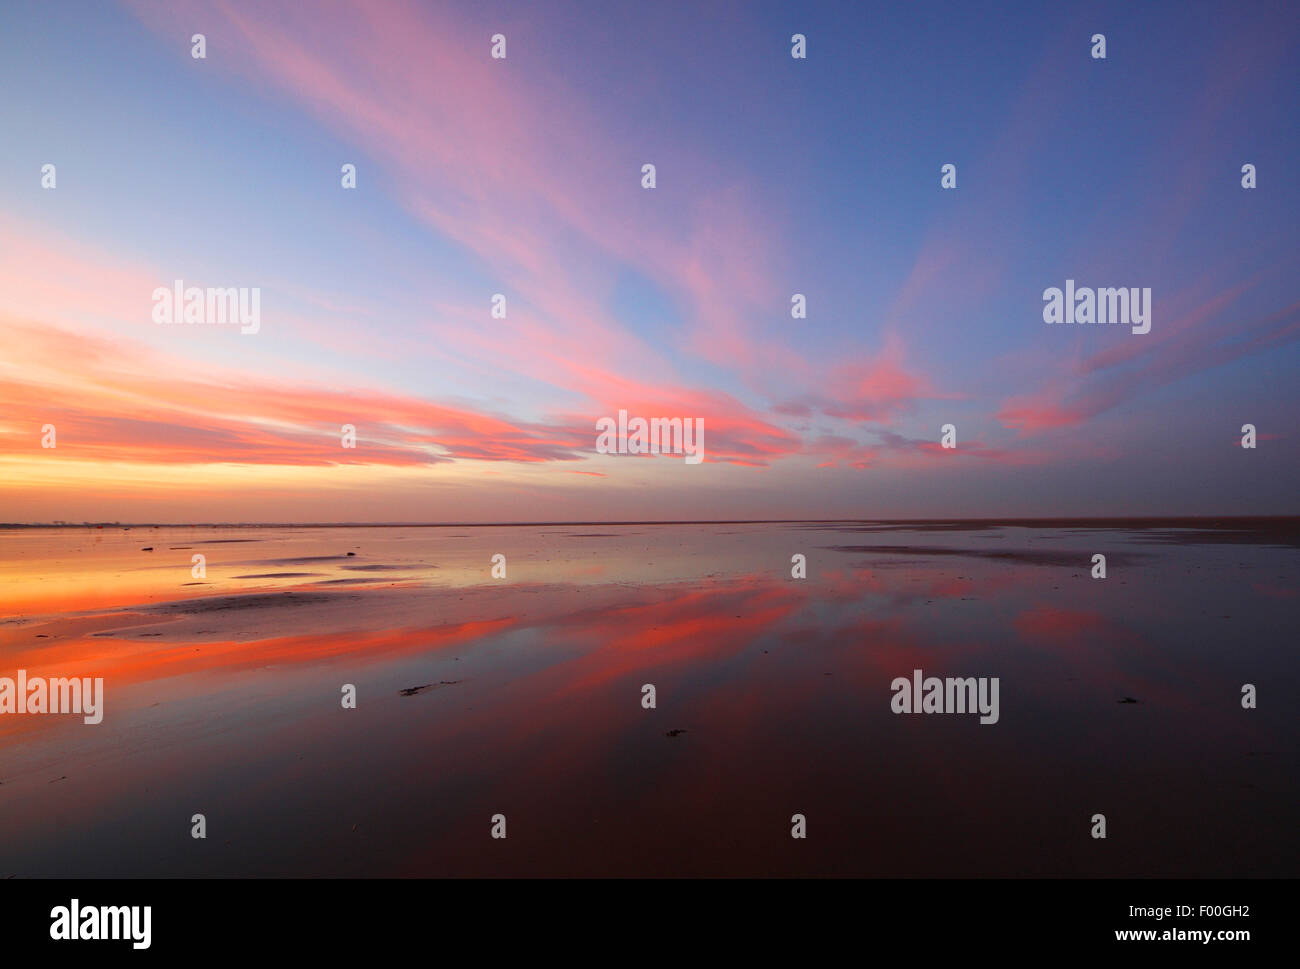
[0, 522, 1295, 877]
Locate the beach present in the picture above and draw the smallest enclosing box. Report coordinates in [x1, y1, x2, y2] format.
[1, 520, 1296, 876]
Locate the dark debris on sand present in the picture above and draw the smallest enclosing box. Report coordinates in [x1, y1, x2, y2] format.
[826, 544, 1145, 568]
[143, 591, 339, 614]
[665, 728, 688, 737]
[398, 681, 462, 696]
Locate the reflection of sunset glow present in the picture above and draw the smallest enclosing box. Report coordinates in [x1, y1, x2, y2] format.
[1, 522, 1296, 876]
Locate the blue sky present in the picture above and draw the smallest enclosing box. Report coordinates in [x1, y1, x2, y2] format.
[0, 0, 1295, 521]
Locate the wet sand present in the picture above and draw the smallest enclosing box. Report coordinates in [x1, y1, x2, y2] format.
[0, 521, 1296, 876]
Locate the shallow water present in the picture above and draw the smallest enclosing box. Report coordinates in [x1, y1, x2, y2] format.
[1, 521, 1296, 876]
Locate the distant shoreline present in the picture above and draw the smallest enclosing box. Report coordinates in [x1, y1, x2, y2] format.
[3, 517, 1298, 529]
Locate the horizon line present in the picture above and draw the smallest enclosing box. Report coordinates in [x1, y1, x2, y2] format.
[3, 516, 1298, 529]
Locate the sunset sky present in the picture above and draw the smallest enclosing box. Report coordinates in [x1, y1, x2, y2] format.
[1, 0, 1296, 522]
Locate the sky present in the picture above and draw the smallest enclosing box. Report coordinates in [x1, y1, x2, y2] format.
[0, 0, 1296, 522]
